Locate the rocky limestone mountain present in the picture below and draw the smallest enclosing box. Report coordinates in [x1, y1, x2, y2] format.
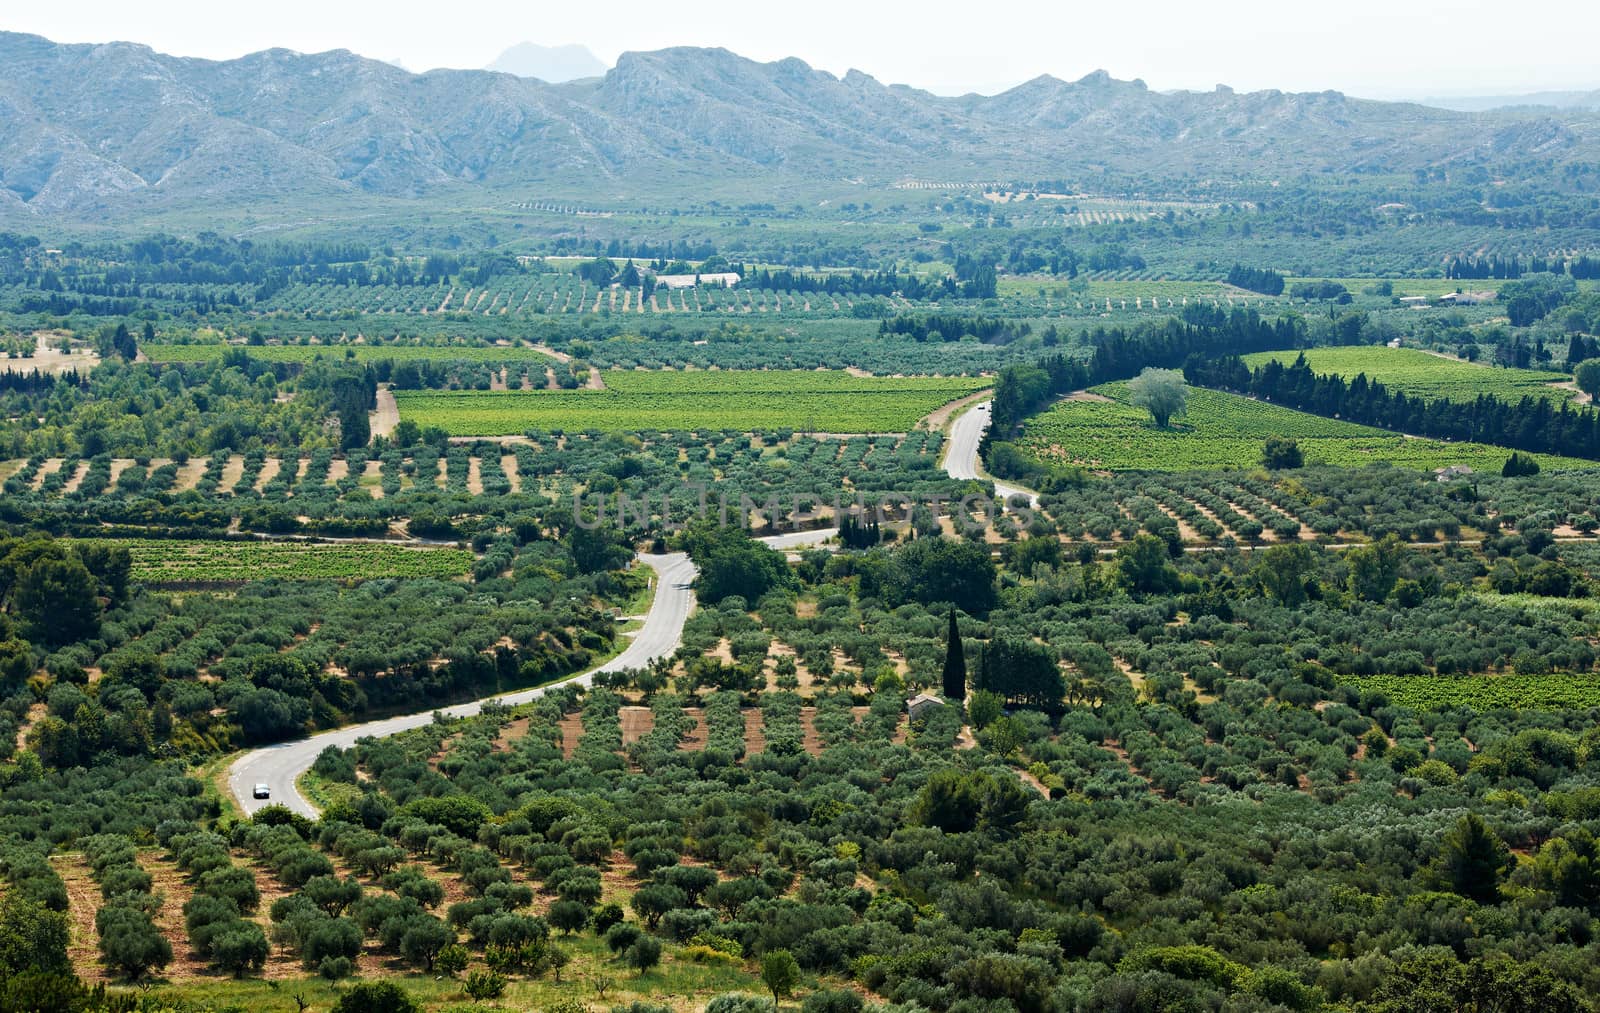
[1, 30, 1596, 220]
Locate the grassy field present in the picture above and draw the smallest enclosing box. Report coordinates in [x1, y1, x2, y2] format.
[1016, 383, 1597, 472]
[143, 343, 552, 364]
[80, 539, 474, 582]
[1241, 345, 1575, 403]
[397, 370, 986, 434]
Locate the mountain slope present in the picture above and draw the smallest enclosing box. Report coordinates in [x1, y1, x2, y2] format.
[1, 30, 1597, 220]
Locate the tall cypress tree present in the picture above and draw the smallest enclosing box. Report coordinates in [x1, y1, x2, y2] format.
[941, 610, 967, 701]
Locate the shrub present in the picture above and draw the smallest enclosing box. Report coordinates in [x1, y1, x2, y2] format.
[331, 981, 422, 1013]
[465, 970, 508, 1000]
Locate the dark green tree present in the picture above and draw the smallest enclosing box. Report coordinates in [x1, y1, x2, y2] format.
[1430, 813, 1513, 903]
[941, 610, 967, 701]
[1115, 533, 1181, 597]
[1260, 435, 1303, 469]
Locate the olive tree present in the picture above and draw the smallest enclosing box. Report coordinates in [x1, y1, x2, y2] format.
[1128, 368, 1188, 428]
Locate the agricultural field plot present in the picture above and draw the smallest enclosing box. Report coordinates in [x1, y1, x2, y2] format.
[1241, 346, 1575, 404]
[1341, 672, 1600, 711]
[1017, 383, 1598, 472]
[396, 370, 986, 435]
[142, 343, 552, 365]
[78, 539, 474, 582]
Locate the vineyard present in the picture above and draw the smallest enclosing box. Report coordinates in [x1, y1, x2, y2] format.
[1340, 672, 1600, 710]
[77, 539, 476, 583]
[395, 370, 986, 435]
[1017, 383, 1598, 472]
[1241, 346, 1576, 404]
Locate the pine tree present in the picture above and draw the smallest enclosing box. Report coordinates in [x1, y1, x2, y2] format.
[941, 610, 967, 701]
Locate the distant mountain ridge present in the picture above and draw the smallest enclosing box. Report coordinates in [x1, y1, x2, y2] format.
[1420, 89, 1600, 113]
[1, 30, 1597, 221]
[486, 42, 608, 83]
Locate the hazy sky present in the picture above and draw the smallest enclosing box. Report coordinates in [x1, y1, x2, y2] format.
[6, 0, 1598, 98]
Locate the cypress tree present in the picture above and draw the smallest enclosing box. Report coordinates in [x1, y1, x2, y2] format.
[941, 610, 967, 701]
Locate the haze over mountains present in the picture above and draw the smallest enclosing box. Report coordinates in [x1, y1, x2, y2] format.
[486, 42, 608, 83]
[1419, 89, 1600, 113]
[2, 29, 1598, 222]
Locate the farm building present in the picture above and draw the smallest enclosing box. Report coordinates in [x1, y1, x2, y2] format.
[907, 693, 946, 721]
[652, 272, 741, 290]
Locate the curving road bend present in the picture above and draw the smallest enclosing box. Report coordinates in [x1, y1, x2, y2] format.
[230, 552, 697, 817]
[229, 525, 843, 817]
[943, 401, 1040, 509]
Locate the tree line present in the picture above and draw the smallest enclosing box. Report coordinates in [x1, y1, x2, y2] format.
[1443, 254, 1582, 280]
[985, 308, 1308, 438]
[1186, 352, 1600, 461]
[1226, 264, 1285, 295]
[878, 313, 1031, 344]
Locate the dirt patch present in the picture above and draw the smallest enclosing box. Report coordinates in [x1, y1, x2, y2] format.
[559, 712, 584, 759]
[30, 457, 61, 490]
[173, 458, 208, 492]
[52, 853, 108, 981]
[494, 717, 531, 751]
[620, 706, 655, 747]
[327, 458, 349, 484]
[253, 457, 282, 492]
[369, 387, 399, 440]
[2, 333, 101, 375]
[502, 454, 521, 494]
[1064, 389, 1114, 403]
[1550, 380, 1593, 405]
[586, 368, 606, 391]
[219, 454, 245, 489]
[15, 701, 44, 752]
[743, 709, 766, 755]
[1015, 767, 1048, 795]
[140, 852, 211, 980]
[467, 456, 484, 495]
[58, 459, 90, 494]
[801, 708, 823, 756]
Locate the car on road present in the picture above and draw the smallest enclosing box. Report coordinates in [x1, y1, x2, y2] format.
[252, 783, 271, 799]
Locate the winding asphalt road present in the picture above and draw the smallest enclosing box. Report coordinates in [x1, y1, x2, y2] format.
[227, 402, 1024, 818]
[229, 525, 842, 817]
[230, 552, 697, 817]
[943, 400, 1040, 509]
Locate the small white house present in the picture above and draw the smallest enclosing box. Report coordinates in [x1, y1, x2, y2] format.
[907, 693, 946, 722]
